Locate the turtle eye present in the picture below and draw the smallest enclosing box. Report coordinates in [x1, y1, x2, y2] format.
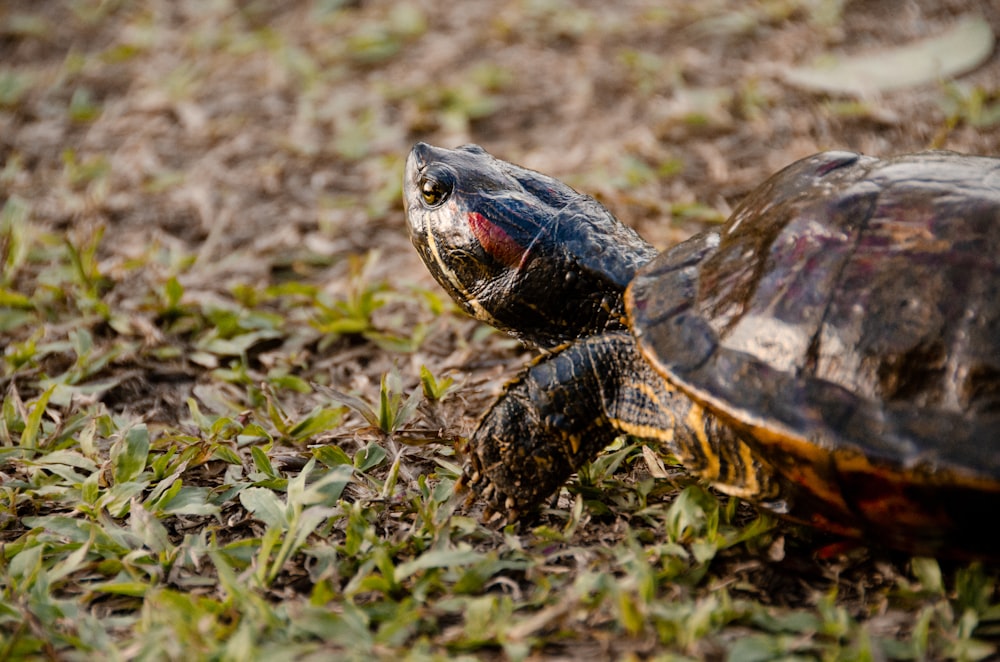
[420, 177, 451, 207]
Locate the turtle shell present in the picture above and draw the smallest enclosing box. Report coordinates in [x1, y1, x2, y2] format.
[626, 150, 1000, 551]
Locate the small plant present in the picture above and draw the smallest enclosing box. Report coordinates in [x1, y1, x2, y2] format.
[61, 149, 110, 189]
[0, 70, 32, 109]
[261, 385, 345, 444]
[67, 86, 102, 122]
[318, 368, 421, 437]
[239, 459, 350, 586]
[418, 364, 455, 402]
[940, 83, 1000, 130]
[311, 252, 387, 339]
[0, 197, 30, 283]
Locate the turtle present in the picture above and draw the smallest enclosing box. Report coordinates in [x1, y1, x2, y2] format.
[403, 142, 1000, 558]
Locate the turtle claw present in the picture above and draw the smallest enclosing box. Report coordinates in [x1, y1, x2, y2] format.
[457, 452, 527, 523]
[483, 506, 505, 524]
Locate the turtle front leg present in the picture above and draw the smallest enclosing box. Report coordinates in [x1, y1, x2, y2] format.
[458, 332, 781, 518]
[459, 332, 661, 516]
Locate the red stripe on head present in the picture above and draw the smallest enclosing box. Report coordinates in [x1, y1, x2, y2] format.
[467, 211, 526, 267]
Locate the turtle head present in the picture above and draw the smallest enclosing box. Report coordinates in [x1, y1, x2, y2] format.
[404, 142, 656, 347]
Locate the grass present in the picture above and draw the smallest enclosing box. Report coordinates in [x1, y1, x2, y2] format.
[2, 1, 1000, 659]
[3, 208, 1000, 660]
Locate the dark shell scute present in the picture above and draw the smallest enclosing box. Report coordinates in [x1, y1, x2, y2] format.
[629, 150, 1000, 480]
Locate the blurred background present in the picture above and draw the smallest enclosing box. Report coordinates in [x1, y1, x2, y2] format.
[3, 0, 998, 287]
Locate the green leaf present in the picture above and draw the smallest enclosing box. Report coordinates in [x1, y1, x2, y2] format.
[394, 547, 487, 582]
[158, 486, 220, 516]
[354, 443, 387, 472]
[130, 500, 172, 553]
[616, 589, 644, 635]
[376, 370, 421, 434]
[276, 505, 339, 583]
[147, 475, 183, 507]
[47, 538, 91, 585]
[100, 481, 149, 517]
[0, 287, 32, 308]
[90, 581, 150, 597]
[251, 446, 276, 477]
[288, 406, 345, 441]
[665, 485, 715, 543]
[291, 602, 373, 651]
[68, 86, 102, 122]
[240, 486, 288, 529]
[112, 424, 150, 484]
[911, 557, 944, 595]
[268, 374, 312, 393]
[0, 70, 32, 108]
[212, 444, 243, 465]
[313, 444, 352, 467]
[164, 275, 184, 309]
[8, 543, 43, 584]
[35, 449, 99, 473]
[298, 464, 353, 506]
[20, 384, 55, 450]
[419, 365, 454, 401]
[316, 385, 379, 429]
[81, 472, 100, 505]
[725, 634, 791, 662]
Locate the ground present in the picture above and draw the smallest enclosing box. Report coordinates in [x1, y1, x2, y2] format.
[2, 0, 1000, 659]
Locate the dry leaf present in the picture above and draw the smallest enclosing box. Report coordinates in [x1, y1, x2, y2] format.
[783, 15, 995, 96]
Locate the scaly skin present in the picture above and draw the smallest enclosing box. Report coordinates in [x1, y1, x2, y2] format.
[404, 143, 777, 516]
[459, 332, 783, 520]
